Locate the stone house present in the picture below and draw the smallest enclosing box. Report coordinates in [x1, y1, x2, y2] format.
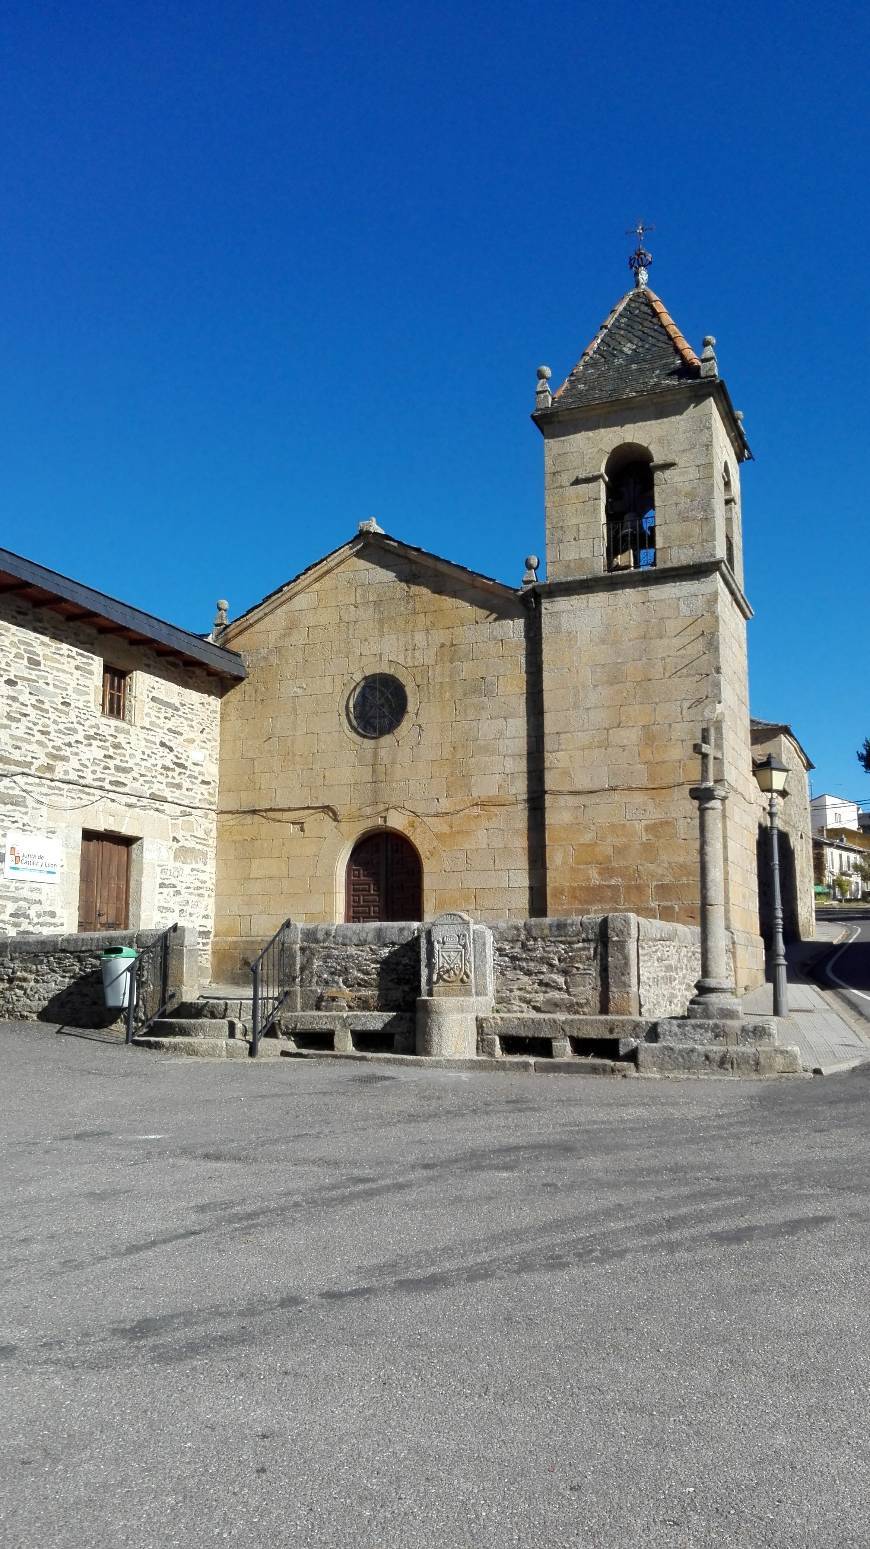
[0, 548, 244, 970]
[813, 828, 870, 900]
[0, 269, 817, 995]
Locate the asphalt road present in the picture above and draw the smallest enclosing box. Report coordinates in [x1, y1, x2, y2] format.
[820, 909, 870, 1024]
[2, 1023, 869, 1549]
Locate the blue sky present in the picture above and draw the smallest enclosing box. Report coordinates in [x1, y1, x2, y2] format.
[1, 0, 867, 804]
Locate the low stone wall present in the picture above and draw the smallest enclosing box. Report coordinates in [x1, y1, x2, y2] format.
[637, 919, 702, 1020]
[297, 924, 420, 1011]
[491, 918, 603, 1014]
[0, 930, 159, 1027]
[0, 914, 704, 1027]
[295, 915, 698, 1020]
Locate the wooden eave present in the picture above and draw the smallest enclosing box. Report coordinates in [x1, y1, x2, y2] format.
[0, 546, 246, 681]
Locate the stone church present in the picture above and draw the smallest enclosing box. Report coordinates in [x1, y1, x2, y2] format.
[0, 265, 815, 999]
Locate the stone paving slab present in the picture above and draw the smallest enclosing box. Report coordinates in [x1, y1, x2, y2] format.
[742, 936, 870, 1074]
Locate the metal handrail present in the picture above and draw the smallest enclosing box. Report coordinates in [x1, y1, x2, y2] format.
[125, 922, 180, 1044]
[250, 917, 294, 1057]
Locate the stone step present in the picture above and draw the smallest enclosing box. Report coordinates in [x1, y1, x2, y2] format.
[174, 999, 252, 1021]
[149, 1017, 238, 1040]
[135, 1035, 280, 1060]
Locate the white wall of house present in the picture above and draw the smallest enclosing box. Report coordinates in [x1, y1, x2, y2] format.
[810, 794, 860, 835]
[816, 838, 867, 897]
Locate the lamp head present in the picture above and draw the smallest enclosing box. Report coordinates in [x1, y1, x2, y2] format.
[753, 753, 789, 796]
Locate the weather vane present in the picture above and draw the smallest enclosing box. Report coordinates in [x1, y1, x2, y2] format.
[627, 220, 654, 289]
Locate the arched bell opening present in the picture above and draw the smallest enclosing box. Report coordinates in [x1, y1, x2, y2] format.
[604, 444, 656, 572]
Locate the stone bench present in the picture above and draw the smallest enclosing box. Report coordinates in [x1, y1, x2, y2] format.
[478, 1014, 650, 1060]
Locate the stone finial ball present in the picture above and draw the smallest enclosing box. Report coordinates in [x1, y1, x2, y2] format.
[703, 336, 716, 347]
[525, 555, 539, 571]
[217, 599, 229, 611]
[536, 365, 552, 380]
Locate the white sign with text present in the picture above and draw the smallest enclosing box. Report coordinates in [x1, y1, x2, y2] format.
[3, 831, 62, 883]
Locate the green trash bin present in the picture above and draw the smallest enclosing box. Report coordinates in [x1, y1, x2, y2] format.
[101, 946, 138, 1009]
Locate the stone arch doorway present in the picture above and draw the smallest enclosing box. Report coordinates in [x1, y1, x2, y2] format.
[344, 831, 423, 923]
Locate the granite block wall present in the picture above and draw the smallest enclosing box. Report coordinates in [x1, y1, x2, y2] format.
[297, 924, 420, 1011]
[636, 917, 702, 1020]
[491, 918, 603, 1013]
[212, 540, 531, 982]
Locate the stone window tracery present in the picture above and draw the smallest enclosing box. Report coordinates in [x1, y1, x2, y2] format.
[347, 673, 408, 739]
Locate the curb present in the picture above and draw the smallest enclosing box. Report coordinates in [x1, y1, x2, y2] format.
[804, 938, 870, 1030]
[811, 1056, 870, 1077]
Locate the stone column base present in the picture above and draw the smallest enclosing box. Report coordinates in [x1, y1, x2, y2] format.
[416, 997, 479, 1059]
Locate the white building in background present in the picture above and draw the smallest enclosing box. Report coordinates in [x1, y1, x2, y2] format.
[810, 794, 860, 835]
[813, 833, 868, 898]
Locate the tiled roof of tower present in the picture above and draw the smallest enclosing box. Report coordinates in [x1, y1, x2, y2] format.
[552, 287, 702, 410]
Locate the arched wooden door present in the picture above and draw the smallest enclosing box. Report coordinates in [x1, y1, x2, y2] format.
[345, 832, 423, 923]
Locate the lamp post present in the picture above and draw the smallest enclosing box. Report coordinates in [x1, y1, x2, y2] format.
[753, 754, 789, 1018]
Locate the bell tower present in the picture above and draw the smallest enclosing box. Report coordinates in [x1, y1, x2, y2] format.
[530, 240, 763, 990]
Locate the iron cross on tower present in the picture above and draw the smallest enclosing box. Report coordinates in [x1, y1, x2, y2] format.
[627, 221, 654, 288]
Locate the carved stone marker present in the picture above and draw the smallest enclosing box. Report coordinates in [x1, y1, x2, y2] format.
[422, 911, 474, 998]
[417, 912, 492, 1058]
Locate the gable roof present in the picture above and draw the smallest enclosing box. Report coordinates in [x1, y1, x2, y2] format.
[223, 528, 520, 635]
[0, 545, 246, 681]
[750, 717, 814, 771]
[551, 287, 701, 411]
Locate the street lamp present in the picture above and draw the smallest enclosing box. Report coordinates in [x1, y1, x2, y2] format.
[753, 754, 789, 1018]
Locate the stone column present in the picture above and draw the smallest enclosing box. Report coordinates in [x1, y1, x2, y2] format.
[165, 924, 201, 1007]
[416, 912, 492, 1058]
[604, 913, 640, 1015]
[687, 768, 741, 1021]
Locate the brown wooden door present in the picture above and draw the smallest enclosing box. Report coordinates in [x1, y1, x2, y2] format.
[345, 832, 422, 923]
[78, 833, 131, 931]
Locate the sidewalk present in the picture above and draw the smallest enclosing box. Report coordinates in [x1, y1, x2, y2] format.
[742, 927, 870, 1075]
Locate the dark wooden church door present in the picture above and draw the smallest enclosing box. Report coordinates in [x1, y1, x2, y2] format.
[345, 832, 423, 923]
[78, 832, 132, 931]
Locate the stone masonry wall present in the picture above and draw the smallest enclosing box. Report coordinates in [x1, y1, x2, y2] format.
[0, 929, 165, 1027]
[540, 572, 718, 922]
[491, 918, 603, 1013]
[636, 918, 701, 1020]
[536, 389, 764, 991]
[716, 574, 765, 991]
[750, 727, 815, 943]
[0, 595, 224, 971]
[543, 395, 720, 583]
[297, 924, 420, 1011]
[267, 914, 697, 1019]
[213, 540, 530, 981]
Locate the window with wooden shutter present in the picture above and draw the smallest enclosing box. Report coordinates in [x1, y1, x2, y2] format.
[101, 666, 128, 720]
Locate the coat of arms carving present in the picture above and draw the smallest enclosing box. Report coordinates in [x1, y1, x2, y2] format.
[433, 935, 471, 985]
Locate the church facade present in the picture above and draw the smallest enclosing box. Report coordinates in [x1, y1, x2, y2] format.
[0, 272, 812, 995]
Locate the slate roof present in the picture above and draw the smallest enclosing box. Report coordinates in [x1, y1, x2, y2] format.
[551, 287, 702, 411]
